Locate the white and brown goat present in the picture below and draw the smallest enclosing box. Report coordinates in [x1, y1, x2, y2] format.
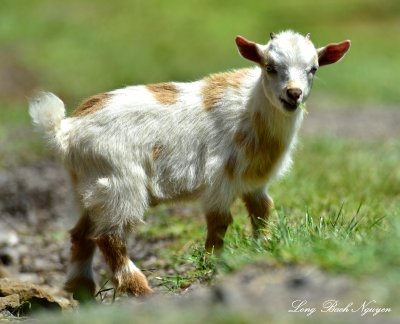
[29, 30, 350, 299]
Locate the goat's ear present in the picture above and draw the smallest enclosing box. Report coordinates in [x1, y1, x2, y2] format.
[318, 40, 351, 66]
[235, 36, 263, 64]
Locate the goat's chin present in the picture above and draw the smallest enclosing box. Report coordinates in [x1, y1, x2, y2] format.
[271, 99, 298, 117]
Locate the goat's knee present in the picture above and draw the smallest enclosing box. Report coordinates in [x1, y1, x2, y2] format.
[96, 233, 153, 297]
[242, 192, 273, 237]
[205, 211, 233, 252]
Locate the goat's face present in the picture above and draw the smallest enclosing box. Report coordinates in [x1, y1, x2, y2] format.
[236, 31, 351, 114]
[260, 32, 318, 113]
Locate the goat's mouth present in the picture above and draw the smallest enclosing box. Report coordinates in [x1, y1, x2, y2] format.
[279, 98, 299, 112]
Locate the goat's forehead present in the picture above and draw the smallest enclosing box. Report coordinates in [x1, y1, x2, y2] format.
[266, 34, 317, 65]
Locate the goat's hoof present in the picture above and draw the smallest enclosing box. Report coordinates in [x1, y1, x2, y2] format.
[65, 277, 96, 303]
[116, 271, 153, 297]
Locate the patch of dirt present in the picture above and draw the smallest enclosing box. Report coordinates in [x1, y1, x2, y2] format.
[302, 107, 400, 140]
[0, 162, 74, 304]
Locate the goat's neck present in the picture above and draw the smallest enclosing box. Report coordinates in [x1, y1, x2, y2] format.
[247, 74, 304, 146]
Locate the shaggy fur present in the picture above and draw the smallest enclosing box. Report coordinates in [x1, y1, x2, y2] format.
[29, 30, 350, 299]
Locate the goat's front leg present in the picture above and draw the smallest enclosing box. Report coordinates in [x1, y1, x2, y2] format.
[96, 233, 153, 297]
[205, 211, 233, 252]
[242, 190, 274, 237]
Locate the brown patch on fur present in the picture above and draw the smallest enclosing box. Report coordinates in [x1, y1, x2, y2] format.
[96, 234, 128, 273]
[252, 111, 263, 129]
[234, 130, 257, 157]
[234, 130, 246, 146]
[242, 193, 274, 237]
[96, 234, 152, 297]
[69, 213, 95, 263]
[236, 109, 285, 182]
[151, 143, 163, 160]
[115, 270, 153, 296]
[202, 68, 250, 111]
[65, 213, 96, 300]
[69, 169, 78, 188]
[72, 93, 111, 117]
[205, 211, 233, 252]
[146, 82, 179, 105]
[224, 152, 237, 179]
[242, 136, 284, 182]
[234, 122, 284, 182]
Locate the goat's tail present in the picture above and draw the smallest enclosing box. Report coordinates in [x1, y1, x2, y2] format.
[29, 92, 68, 155]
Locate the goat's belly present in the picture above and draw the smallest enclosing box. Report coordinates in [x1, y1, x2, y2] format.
[147, 159, 207, 206]
[148, 184, 206, 207]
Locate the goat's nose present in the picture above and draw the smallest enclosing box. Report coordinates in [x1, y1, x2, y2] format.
[287, 88, 302, 101]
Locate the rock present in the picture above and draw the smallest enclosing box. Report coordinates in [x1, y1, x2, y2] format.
[0, 278, 73, 314]
[0, 309, 15, 319]
[15, 273, 42, 285]
[0, 294, 20, 310]
[0, 266, 9, 279]
[0, 246, 18, 268]
[0, 227, 19, 272]
[0, 228, 18, 247]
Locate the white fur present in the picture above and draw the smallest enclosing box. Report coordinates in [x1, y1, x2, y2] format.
[118, 259, 140, 275]
[29, 31, 350, 239]
[29, 92, 68, 151]
[29, 92, 65, 131]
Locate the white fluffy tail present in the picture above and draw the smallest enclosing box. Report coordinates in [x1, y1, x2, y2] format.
[29, 92, 68, 154]
[29, 92, 65, 133]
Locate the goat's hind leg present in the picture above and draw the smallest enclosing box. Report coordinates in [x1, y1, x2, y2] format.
[64, 212, 97, 301]
[96, 233, 153, 297]
[205, 210, 233, 252]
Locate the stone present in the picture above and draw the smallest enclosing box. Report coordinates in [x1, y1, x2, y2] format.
[0, 294, 20, 310]
[0, 266, 9, 279]
[0, 278, 73, 314]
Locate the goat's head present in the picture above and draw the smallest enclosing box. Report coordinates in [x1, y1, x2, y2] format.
[236, 30, 351, 114]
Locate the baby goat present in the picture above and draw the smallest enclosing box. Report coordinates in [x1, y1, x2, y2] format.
[29, 30, 350, 299]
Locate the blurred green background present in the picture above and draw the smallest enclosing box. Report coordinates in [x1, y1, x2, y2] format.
[1, 0, 399, 166]
[1, 0, 399, 105]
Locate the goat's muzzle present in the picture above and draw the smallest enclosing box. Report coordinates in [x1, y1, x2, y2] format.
[280, 88, 302, 111]
[287, 88, 302, 101]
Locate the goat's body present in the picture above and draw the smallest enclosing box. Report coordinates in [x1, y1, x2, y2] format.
[54, 67, 302, 237]
[29, 30, 350, 299]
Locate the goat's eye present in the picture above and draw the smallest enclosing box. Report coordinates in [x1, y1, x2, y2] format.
[265, 64, 277, 74]
[309, 67, 318, 75]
